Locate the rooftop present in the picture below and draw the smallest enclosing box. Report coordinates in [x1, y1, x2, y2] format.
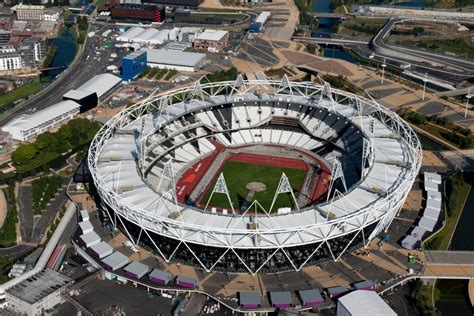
[76, 73, 121, 98]
[90, 241, 113, 256]
[338, 290, 396, 316]
[146, 48, 205, 68]
[7, 269, 72, 304]
[124, 50, 146, 60]
[63, 89, 96, 100]
[195, 29, 228, 42]
[15, 4, 45, 10]
[101, 251, 129, 269]
[1, 100, 80, 132]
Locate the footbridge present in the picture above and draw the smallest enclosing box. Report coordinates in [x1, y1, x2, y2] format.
[293, 36, 369, 46]
[435, 86, 474, 97]
[308, 12, 346, 18]
[421, 251, 474, 280]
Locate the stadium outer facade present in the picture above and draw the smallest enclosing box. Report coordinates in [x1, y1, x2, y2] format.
[88, 77, 422, 274]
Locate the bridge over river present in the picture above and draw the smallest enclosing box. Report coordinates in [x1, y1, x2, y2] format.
[422, 251, 474, 279]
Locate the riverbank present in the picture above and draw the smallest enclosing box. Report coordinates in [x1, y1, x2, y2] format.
[423, 173, 470, 251]
[420, 172, 473, 315]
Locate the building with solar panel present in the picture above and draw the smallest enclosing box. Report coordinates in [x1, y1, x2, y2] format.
[5, 269, 72, 316]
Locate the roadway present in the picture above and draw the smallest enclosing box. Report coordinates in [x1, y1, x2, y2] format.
[0, 24, 124, 126]
[370, 18, 474, 77]
[294, 17, 474, 89]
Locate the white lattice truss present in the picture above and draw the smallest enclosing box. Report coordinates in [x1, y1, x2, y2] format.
[88, 78, 422, 274]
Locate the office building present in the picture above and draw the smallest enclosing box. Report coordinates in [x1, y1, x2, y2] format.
[0, 52, 22, 71]
[15, 5, 45, 21]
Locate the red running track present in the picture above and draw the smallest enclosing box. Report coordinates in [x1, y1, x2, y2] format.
[227, 152, 307, 170]
[176, 143, 331, 206]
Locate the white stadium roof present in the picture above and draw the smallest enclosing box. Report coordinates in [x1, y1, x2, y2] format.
[92, 88, 419, 248]
[88, 79, 421, 273]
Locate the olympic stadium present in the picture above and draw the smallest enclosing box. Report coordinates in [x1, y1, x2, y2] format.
[88, 77, 422, 274]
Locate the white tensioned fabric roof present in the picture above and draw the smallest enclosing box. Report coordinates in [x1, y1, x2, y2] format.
[2, 100, 80, 132]
[90, 79, 420, 250]
[116, 26, 144, 41]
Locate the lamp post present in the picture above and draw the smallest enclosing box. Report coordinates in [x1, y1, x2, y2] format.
[465, 90, 472, 118]
[422, 73, 428, 101]
[381, 58, 386, 85]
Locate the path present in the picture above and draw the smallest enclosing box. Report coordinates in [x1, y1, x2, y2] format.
[0, 189, 6, 229]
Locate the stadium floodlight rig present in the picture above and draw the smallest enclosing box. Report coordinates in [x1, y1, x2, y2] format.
[88, 76, 422, 274]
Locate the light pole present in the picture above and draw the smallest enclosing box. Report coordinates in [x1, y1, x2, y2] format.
[381, 58, 386, 85]
[465, 90, 472, 118]
[422, 73, 428, 101]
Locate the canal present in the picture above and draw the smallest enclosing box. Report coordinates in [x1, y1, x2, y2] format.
[311, 0, 338, 38]
[310, 0, 472, 313]
[436, 174, 474, 316]
[44, 26, 77, 78]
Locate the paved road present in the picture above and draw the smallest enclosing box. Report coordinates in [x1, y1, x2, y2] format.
[17, 177, 70, 243]
[0, 244, 34, 258]
[0, 24, 123, 126]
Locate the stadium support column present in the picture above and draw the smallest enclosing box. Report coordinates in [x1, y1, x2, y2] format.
[204, 173, 235, 214]
[319, 82, 336, 113]
[269, 172, 300, 213]
[327, 158, 347, 202]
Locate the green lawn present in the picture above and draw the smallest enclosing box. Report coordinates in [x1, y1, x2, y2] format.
[399, 37, 474, 61]
[200, 161, 307, 212]
[0, 78, 44, 110]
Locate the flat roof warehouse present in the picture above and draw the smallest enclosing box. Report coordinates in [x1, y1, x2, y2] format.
[7, 269, 72, 304]
[146, 48, 205, 70]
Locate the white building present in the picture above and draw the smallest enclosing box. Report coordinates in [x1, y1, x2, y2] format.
[337, 290, 396, 316]
[5, 269, 72, 316]
[0, 53, 22, 71]
[116, 26, 144, 42]
[2, 100, 81, 141]
[0, 45, 15, 53]
[194, 29, 229, 52]
[116, 27, 170, 45]
[44, 8, 61, 22]
[75, 73, 122, 100]
[14, 4, 45, 21]
[146, 48, 205, 72]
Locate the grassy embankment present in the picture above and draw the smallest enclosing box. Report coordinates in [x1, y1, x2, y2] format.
[399, 37, 474, 61]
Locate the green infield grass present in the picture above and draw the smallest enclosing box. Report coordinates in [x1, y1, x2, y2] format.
[200, 160, 307, 212]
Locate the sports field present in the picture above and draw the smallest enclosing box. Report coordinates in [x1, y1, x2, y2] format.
[200, 161, 307, 212]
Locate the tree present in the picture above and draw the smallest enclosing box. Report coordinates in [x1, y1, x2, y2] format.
[35, 133, 52, 150]
[12, 144, 37, 165]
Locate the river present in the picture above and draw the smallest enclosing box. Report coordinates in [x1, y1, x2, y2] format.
[44, 27, 77, 78]
[311, 0, 338, 38]
[436, 178, 474, 316]
[310, 0, 472, 312]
